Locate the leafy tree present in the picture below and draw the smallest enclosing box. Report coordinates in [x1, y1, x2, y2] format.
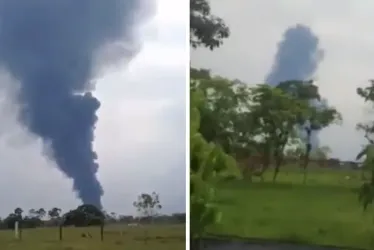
[356, 145, 374, 210]
[4, 213, 20, 229]
[191, 75, 342, 183]
[62, 204, 104, 227]
[14, 207, 23, 219]
[190, 0, 230, 50]
[133, 192, 162, 223]
[248, 84, 312, 181]
[357, 80, 374, 144]
[132, 192, 162, 244]
[356, 81, 374, 209]
[190, 87, 240, 249]
[191, 71, 253, 155]
[36, 208, 46, 219]
[48, 207, 62, 220]
[276, 80, 341, 182]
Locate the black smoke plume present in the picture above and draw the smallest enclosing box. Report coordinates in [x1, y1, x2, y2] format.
[265, 24, 324, 86]
[0, 0, 152, 208]
[265, 24, 324, 148]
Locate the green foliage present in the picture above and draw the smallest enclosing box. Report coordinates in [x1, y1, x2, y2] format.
[133, 192, 162, 219]
[191, 70, 342, 182]
[191, 71, 253, 154]
[249, 84, 310, 140]
[356, 81, 374, 210]
[62, 204, 105, 227]
[357, 80, 374, 102]
[190, 86, 240, 240]
[356, 145, 374, 210]
[190, 68, 345, 247]
[276, 80, 341, 130]
[48, 207, 62, 219]
[190, 0, 230, 50]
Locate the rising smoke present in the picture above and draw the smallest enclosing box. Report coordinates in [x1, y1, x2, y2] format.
[265, 24, 324, 148]
[0, 0, 153, 208]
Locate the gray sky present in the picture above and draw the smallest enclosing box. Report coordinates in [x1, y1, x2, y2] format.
[0, 0, 187, 216]
[191, 0, 374, 161]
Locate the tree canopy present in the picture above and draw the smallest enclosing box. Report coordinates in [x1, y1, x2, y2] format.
[191, 69, 342, 181]
[190, 84, 240, 245]
[190, 0, 230, 50]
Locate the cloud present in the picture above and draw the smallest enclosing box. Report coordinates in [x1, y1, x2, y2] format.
[0, 0, 186, 216]
[191, 0, 372, 161]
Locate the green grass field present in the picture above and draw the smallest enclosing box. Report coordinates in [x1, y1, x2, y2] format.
[0, 224, 185, 250]
[209, 166, 374, 249]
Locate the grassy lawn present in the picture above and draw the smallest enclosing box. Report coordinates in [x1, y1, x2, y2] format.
[0, 224, 185, 250]
[208, 166, 374, 249]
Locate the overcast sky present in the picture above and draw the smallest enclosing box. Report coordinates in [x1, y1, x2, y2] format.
[191, 0, 374, 161]
[0, 0, 187, 216]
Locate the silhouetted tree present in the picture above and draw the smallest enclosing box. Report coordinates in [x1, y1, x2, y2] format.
[190, 0, 229, 50]
[133, 192, 162, 223]
[62, 204, 104, 227]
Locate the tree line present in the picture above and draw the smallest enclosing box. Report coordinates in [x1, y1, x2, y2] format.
[0, 192, 185, 229]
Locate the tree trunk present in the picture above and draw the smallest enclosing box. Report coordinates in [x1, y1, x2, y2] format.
[272, 142, 286, 182]
[272, 154, 280, 182]
[302, 149, 311, 184]
[302, 129, 312, 184]
[272, 165, 279, 182]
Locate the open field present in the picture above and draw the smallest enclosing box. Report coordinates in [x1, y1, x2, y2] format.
[0, 224, 185, 250]
[208, 166, 374, 249]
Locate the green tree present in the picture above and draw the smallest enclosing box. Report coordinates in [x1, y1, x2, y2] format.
[356, 145, 374, 209]
[133, 192, 162, 222]
[133, 192, 162, 244]
[190, 0, 230, 49]
[357, 80, 374, 145]
[356, 81, 374, 209]
[276, 80, 341, 183]
[36, 208, 46, 219]
[248, 84, 311, 181]
[48, 207, 62, 219]
[190, 88, 240, 249]
[62, 204, 104, 227]
[14, 207, 23, 218]
[191, 77, 341, 183]
[191, 71, 253, 155]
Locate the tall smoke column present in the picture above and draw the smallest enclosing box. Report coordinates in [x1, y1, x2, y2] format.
[0, 1, 152, 208]
[265, 24, 324, 149]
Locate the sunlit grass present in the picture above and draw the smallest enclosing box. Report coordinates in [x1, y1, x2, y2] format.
[209, 166, 374, 249]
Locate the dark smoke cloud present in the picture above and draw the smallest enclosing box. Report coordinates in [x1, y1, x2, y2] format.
[265, 24, 324, 149]
[265, 24, 324, 86]
[0, 0, 153, 208]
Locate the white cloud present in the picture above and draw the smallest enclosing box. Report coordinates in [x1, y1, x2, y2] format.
[0, 0, 186, 216]
[191, 0, 374, 161]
